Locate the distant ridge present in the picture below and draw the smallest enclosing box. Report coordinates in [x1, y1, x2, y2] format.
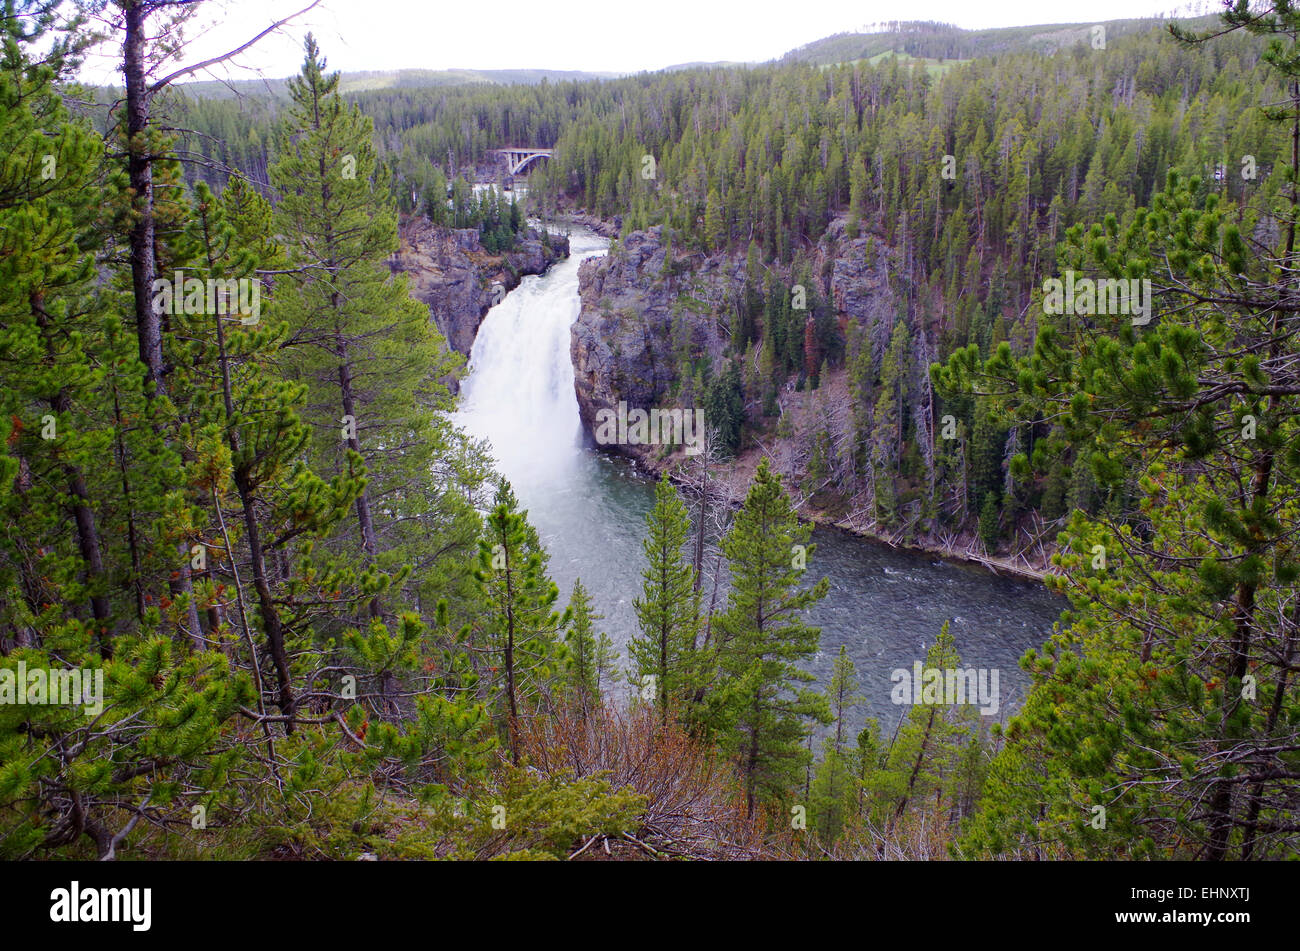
[777, 15, 1220, 65]
[175, 67, 622, 100]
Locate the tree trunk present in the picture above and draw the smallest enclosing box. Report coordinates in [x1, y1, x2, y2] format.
[234, 468, 296, 727]
[213, 304, 295, 726]
[34, 296, 113, 658]
[111, 387, 146, 623]
[123, 1, 164, 397]
[895, 706, 936, 822]
[337, 355, 382, 569]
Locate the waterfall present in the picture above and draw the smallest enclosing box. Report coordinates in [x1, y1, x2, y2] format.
[455, 227, 608, 487]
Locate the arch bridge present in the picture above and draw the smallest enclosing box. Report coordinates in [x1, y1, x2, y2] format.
[493, 147, 553, 176]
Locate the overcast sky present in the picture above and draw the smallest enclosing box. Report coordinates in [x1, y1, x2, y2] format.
[74, 0, 1221, 85]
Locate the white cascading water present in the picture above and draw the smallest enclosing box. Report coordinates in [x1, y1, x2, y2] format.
[455, 227, 608, 489]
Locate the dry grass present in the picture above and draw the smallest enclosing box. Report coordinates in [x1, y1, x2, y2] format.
[519, 703, 766, 860]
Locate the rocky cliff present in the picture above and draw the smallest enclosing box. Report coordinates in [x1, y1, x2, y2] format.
[570, 217, 901, 478]
[571, 226, 736, 468]
[568, 219, 1049, 576]
[394, 217, 569, 365]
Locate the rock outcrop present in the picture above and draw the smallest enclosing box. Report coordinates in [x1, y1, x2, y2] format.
[821, 217, 901, 371]
[571, 226, 737, 468]
[553, 210, 621, 239]
[570, 218, 902, 470]
[569, 218, 1051, 575]
[394, 218, 569, 365]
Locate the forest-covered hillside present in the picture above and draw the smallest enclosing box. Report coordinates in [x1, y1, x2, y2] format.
[778, 16, 1218, 63]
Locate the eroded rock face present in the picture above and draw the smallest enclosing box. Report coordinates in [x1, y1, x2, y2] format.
[821, 217, 899, 372]
[393, 217, 569, 361]
[570, 227, 737, 467]
[569, 218, 902, 472]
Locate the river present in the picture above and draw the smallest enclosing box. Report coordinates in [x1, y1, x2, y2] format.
[453, 225, 1064, 729]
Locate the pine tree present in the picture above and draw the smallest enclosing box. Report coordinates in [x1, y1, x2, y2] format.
[704, 186, 725, 249]
[473, 482, 566, 764]
[0, 14, 254, 858]
[968, 396, 1005, 531]
[810, 647, 864, 842]
[703, 360, 744, 457]
[177, 177, 367, 722]
[628, 474, 700, 723]
[882, 622, 975, 824]
[872, 317, 911, 524]
[270, 35, 461, 623]
[563, 578, 613, 711]
[0, 21, 115, 655]
[826, 645, 863, 752]
[709, 458, 831, 818]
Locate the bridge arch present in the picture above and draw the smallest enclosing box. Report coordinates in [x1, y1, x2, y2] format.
[494, 147, 554, 176]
